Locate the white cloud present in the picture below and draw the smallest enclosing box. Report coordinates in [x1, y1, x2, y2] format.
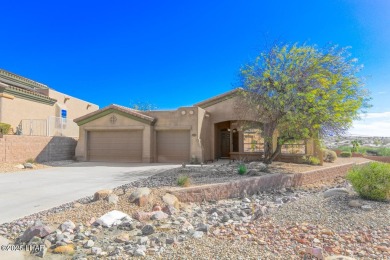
[349, 111, 390, 136]
[361, 111, 390, 119]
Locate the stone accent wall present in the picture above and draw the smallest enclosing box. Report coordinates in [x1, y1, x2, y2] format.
[0, 135, 77, 163]
[170, 161, 370, 203]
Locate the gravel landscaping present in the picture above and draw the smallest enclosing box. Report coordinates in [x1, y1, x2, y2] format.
[0, 158, 388, 259]
[0, 160, 75, 174]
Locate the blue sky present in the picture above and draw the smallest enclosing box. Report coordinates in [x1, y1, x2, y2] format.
[1, 1, 389, 136]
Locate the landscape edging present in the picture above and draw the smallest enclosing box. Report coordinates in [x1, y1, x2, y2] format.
[170, 161, 371, 203]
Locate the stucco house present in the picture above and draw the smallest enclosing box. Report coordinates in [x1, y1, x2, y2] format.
[0, 69, 99, 136]
[74, 89, 321, 163]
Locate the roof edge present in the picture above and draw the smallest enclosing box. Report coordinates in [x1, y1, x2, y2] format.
[74, 104, 156, 126]
[194, 88, 242, 108]
[0, 69, 49, 90]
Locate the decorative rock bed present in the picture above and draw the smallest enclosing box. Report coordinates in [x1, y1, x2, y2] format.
[0, 158, 388, 259]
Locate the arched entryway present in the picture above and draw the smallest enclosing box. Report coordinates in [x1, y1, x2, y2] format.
[214, 120, 264, 160]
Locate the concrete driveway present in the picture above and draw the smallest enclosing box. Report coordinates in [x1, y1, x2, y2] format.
[0, 162, 179, 224]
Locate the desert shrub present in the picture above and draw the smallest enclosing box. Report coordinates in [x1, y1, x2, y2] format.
[308, 156, 320, 165]
[337, 146, 351, 152]
[25, 158, 35, 164]
[351, 140, 360, 153]
[377, 147, 390, 156]
[302, 156, 320, 165]
[0, 123, 11, 134]
[358, 147, 390, 157]
[238, 164, 247, 175]
[177, 175, 191, 187]
[340, 151, 352, 157]
[322, 149, 337, 162]
[346, 162, 390, 201]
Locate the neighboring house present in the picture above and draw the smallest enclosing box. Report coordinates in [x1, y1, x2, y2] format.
[0, 69, 99, 137]
[74, 89, 321, 163]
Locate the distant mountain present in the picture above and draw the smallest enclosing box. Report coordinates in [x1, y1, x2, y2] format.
[322, 135, 390, 149]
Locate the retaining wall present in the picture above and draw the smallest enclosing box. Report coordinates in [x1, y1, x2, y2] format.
[0, 135, 77, 163]
[170, 161, 370, 203]
[362, 155, 390, 163]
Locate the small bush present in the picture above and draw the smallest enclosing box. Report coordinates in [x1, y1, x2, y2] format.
[26, 158, 35, 164]
[346, 162, 390, 201]
[177, 175, 191, 187]
[337, 146, 351, 152]
[340, 151, 352, 157]
[377, 147, 390, 157]
[238, 164, 247, 175]
[0, 123, 11, 134]
[322, 149, 337, 162]
[302, 156, 320, 165]
[308, 156, 320, 165]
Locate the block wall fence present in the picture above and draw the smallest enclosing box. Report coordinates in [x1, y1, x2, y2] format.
[0, 135, 77, 163]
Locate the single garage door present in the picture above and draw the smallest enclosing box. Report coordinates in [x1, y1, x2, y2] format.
[88, 130, 142, 162]
[157, 130, 190, 163]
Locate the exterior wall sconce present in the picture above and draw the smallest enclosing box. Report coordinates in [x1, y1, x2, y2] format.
[64, 97, 70, 103]
[87, 104, 92, 109]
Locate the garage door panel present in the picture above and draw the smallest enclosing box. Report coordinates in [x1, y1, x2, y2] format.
[88, 130, 142, 162]
[157, 130, 190, 163]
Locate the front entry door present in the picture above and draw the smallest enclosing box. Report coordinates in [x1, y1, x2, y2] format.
[220, 130, 230, 158]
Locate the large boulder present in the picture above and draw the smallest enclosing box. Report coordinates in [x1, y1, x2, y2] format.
[133, 211, 154, 222]
[93, 190, 113, 201]
[19, 224, 52, 242]
[129, 188, 151, 206]
[14, 164, 25, 169]
[162, 193, 180, 209]
[323, 188, 350, 198]
[115, 233, 130, 243]
[60, 220, 76, 232]
[96, 210, 132, 227]
[151, 211, 168, 221]
[105, 194, 119, 205]
[141, 224, 155, 236]
[53, 245, 75, 255]
[23, 163, 34, 169]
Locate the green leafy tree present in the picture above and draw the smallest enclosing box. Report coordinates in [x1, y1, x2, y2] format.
[351, 139, 360, 153]
[238, 43, 371, 164]
[129, 101, 158, 111]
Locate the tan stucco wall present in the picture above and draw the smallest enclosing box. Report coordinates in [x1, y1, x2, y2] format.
[145, 107, 204, 162]
[201, 96, 261, 160]
[0, 89, 98, 134]
[75, 112, 152, 162]
[48, 89, 99, 120]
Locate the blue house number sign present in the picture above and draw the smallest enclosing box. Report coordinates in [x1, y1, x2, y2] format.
[61, 109, 67, 119]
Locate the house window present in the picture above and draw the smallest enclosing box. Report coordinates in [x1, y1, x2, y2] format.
[281, 140, 306, 154]
[243, 129, 264, 152]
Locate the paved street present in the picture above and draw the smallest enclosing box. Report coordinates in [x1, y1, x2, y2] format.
[0, 162, 179, 224]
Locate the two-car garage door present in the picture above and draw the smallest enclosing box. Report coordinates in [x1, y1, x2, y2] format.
[88, 131, 142, 162]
